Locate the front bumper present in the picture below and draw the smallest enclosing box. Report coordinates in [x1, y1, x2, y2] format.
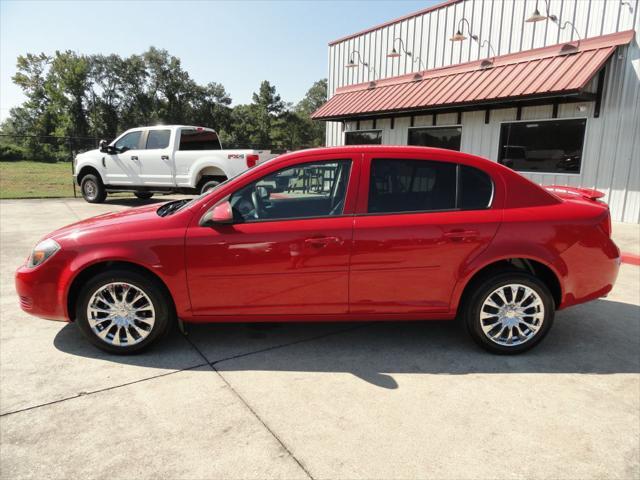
[15, 261, 69, 321]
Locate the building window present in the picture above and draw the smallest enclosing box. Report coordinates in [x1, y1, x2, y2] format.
[498, 119, 586, 174]
[408, 126, 462, 151]
[345, 130, 382, 145]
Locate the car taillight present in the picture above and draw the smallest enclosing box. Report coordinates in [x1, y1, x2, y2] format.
[599, 210, 612, 237]
[246, 154, 259, 168]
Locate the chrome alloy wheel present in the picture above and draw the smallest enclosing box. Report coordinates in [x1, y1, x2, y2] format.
[479, 283, 545, 347]
[83, 179, 97, 200]
[86, 282, 156, 346]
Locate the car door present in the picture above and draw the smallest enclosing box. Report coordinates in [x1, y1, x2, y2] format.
[185, 153, 360, 317]
[105, 130, 144, 185]
[349, 154, 502, 314]
[136, 129, 175, 186]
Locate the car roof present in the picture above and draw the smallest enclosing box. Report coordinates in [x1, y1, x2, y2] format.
[273, 145, 495, 167]
[269, 145, 560, 209]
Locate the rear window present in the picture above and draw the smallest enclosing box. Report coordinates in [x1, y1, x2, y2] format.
[368, 159, 494, 214]
[458, 165, 493, 209]
[369, 159, 457, 213]
[179, 129, 222, 151]
[146, 130, 171, 149]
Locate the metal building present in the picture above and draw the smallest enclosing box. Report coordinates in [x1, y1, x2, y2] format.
[312, 0, 640, 223]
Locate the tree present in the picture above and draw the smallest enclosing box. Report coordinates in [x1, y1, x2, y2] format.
[2, 46, 328, 160]
[247, 80, 283, 147]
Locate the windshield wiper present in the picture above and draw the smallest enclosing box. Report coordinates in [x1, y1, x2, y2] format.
[157, 199, 191, 217]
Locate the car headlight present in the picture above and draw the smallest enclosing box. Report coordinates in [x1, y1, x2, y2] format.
[27, 238, 61, 268]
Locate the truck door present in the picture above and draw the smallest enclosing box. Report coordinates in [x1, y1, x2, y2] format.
[136, 129, 175, 186]
[106, 130, 144, 185]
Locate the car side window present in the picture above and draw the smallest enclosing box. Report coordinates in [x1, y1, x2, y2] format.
[146, 130, 171, 150]
[368, 159, 457, 213]
[230, 160, 352, 222]
[459, 165, 493, 209]
[114, 131, 142, 152]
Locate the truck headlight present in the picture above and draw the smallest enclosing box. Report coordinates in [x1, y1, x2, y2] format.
[27, 239, 61, 268]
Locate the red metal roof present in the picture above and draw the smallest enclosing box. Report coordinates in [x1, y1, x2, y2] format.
[313, 30, 635, 121]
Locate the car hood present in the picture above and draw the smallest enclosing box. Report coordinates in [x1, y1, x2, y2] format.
[46, 203, 163, 243]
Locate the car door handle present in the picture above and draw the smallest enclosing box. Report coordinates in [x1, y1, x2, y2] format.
[304, 236, 340, 248]
[161, 155, 169, 161]
[130, 155, 138, 161]
[444, 230, 479, 241]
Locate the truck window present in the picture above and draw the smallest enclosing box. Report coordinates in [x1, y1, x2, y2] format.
[114, 131, 142, 152]
[179, 129, 222, 151]
[146, 130, 171, 149]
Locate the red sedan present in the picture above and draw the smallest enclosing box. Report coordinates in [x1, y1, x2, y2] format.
[16, 146, 620, 354]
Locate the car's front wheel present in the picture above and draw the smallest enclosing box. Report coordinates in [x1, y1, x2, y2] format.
[463, 272, 554, 354]
[75, 269, 173, 354]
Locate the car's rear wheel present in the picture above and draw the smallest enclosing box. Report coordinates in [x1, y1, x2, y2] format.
[80, 174, 107, 203]
[134, 191, 153, 200]
[75, 269, 173, 354]
[463, 272, 554, 354]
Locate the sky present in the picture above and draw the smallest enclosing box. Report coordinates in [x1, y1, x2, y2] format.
[0, 0, 438, 121]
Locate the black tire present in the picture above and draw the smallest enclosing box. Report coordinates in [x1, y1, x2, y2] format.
[75, 269, 174, 354]
[80, 174, 107, 203]
[134, 191, 154, 199]
[463, 272, 555, 354]
[198, 176, 225, 195]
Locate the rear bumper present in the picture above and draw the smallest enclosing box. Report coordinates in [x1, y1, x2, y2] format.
[15, 263, 69, 321]
[558, 236, 620, 309]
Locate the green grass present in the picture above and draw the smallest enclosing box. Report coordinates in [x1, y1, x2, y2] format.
[0, 161, 78, 199]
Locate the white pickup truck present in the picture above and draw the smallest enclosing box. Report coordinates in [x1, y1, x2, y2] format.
[73, 125, 277, 203]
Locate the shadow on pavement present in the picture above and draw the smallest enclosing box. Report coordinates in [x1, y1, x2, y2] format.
[101, 196, 191, 207]
[53, 299, 640, 389]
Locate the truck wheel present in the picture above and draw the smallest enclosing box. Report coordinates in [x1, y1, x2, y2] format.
[134, 191, 153, 200]
[81, 174, 107, 203]
[200, 179, 221, 194]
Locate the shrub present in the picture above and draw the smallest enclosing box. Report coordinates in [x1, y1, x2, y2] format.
[0, 143, 27, 161]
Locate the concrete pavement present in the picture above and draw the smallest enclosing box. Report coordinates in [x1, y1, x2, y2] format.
[0, 197, 638, 479]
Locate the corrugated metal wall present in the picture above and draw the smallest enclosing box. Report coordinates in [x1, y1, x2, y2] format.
[325, 0, 640, 222]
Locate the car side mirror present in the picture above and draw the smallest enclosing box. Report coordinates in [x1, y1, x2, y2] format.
[200, 200, 234, 226]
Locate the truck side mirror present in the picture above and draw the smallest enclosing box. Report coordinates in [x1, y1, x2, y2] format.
[99, 139, 109, 153]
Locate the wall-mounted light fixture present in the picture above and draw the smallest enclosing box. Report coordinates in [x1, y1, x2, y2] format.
[386, 38, 426, 74]
[620, 1, 634, 14]
[450, 18, 497, 67]
[345, 50, 378, 80]
[525, 0, 582, 51]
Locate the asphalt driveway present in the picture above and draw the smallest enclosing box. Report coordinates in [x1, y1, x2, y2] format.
[1, 197, 638, 479]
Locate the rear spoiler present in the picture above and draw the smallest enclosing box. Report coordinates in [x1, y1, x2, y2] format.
[544, 185, 606, 201]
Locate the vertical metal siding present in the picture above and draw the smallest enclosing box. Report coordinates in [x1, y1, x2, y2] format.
[325, 0, 640, 221]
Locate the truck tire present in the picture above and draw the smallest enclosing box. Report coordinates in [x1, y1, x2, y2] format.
[81, 174, 107, 203]
[134, 191, 153, 200]
[199, 178, 224, 195]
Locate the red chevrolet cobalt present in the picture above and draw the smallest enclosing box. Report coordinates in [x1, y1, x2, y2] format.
[16, 146, 620, 354]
